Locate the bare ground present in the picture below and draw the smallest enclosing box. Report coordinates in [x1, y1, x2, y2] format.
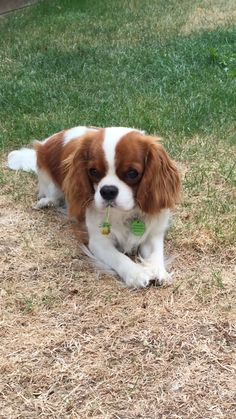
[0, 165, 236, 418]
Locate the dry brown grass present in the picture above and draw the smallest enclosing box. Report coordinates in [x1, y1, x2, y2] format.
[181, 0, 236, 33]
[0, 158, 236, 418]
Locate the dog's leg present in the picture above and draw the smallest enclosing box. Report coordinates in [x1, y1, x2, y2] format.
[34, 169, 64, 209]
[88, 233, 156, 288]
[140, 231, 172, 285]
[139, 210, 172, 285]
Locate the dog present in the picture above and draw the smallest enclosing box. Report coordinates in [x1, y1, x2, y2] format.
[8, 126, 181, 288]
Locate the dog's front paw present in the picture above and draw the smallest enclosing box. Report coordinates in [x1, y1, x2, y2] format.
[124, 265, 156, 289]
[147, 266, 173, 286]
[32, 197, 53, 210]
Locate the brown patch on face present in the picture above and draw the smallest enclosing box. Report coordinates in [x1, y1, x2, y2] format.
[62, 129, 107, 221]
[86, 129, 107, 184]
[115, 131, 147, 187]
[116, 131, 181, 214]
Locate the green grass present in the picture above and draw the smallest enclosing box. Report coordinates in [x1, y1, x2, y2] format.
[0, 0, 235, 149]
[0, 0, 235, 248]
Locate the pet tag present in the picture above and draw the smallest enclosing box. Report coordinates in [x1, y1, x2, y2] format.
[100, 206, 111, 235]
[100, 221, 111, 235]
[130, 219, 146, 236]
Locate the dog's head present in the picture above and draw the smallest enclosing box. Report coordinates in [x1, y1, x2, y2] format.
[63, 127, 181, 220]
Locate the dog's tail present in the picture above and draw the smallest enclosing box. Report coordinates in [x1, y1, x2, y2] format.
[7, 148, 37, 173]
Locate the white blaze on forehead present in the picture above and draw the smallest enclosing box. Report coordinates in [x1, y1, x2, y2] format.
[95, 127, 145, 211]
[63, 126, 98, 144]
[103, 127, 143, 173]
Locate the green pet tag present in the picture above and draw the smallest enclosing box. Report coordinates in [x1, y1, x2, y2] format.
[130, 219, 146, 236]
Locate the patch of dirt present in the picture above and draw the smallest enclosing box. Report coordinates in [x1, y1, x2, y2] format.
[0, 171, 236, 418]
[0, 0, 38, 16]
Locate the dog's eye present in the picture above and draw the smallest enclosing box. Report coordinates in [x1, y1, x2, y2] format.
[125, 169, 139, 180]
[89, 168, 101, 179]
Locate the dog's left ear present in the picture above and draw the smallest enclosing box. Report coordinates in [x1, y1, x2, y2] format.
[137, 137, 181, 214]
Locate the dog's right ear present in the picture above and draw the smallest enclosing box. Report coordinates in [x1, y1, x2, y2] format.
[62, 133, 95, 221]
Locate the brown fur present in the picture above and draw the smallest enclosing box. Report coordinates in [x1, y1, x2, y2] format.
[62, 130, 106, 221]
[137, 136, 181, 213]
[115, 131, 147, 180]
[34, 131, 84, 188]
[116, 132, 181, 214]
[34, 131, 65, 186]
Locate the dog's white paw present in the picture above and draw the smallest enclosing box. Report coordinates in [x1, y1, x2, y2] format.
[124, 265, 157, 289]
[32, 197, 54, 210]
[146, 265, 173, 286]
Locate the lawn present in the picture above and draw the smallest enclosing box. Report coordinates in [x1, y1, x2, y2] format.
[0, 0, 235, 418]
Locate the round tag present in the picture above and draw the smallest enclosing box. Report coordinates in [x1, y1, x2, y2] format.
[130, 219, 146, 236]
[100, 221, 111, 235]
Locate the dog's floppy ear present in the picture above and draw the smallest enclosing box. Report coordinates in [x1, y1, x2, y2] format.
[137, 137, 181, 214]
[62, 133, 94, 221]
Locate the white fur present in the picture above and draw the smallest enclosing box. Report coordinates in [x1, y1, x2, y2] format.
[64, 126, 98, 144]
[7, 148, 37, 172]
[86, 205, 171, 288]
[103, 127, 140, 171]
[94, 174, 135, 211]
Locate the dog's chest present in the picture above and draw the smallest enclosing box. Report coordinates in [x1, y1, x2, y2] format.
[110, 212, 147, 254]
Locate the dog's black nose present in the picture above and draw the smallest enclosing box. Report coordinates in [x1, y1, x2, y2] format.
[100, 185, 119, 201]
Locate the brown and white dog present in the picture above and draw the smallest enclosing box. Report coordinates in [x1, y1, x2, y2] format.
[8, 126, 180, 288]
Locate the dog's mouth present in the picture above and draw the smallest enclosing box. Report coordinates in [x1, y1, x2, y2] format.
[104, 201, 116, 208]
[102, 201, 136, 212]
[95, 196, 135, 212]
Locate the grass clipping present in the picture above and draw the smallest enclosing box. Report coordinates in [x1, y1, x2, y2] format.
[0, 168, 235, 418]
